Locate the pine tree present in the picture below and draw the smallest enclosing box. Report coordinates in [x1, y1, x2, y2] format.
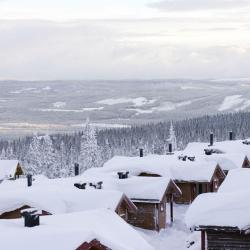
[79, 119, 101, 173]
[24, 134, 42, 175]
[168, 122, 177, 152]
[0, 147, 6, 160]
[40, 135, 57, 178]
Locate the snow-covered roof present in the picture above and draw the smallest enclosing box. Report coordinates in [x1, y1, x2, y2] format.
[218, 168, 250, 193]
[0, 160, 19, 180]
[183, 140, 250, 170]
[0, 186, 126, 215]
[87, 154, 221, 183]
[0, 209, 154, 250]
[184, 140, 250, 156]
[171, 164, 221, 183]
[185, 191, 250, 230]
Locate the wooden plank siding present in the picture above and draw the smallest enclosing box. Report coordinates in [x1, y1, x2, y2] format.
[127, 202, 158, 230]
[206, 231, 250, 250]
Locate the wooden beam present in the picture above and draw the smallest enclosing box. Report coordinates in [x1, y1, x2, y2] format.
[201, 230, 206, 250]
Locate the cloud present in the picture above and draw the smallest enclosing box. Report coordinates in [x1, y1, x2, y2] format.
[0, 19, 250, 80]
[149, 0, 250, 11]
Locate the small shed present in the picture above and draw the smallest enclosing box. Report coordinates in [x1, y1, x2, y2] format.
[0, 160, 23, 181]
[185, 191, 250, 250]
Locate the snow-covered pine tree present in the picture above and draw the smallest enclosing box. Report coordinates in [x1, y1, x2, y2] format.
[24, 134, 42, 175]
[6, 144, 15, 160]
[79, 118, 101, 173]
[0, 147, 6, 160]
[168, 122, 177, 152]
[40, 135, 57, 178]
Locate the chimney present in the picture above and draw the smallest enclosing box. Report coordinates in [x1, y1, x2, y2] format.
[21, 208, 40, 227]
[118, 171, 129, 179]
[27, 174, 32, 187]
[209, 133, 214, 146]
[139, 148, 143, 158]
[229, 131, 234, 141]
[74, 163, 79, 176]
[169, 143, 172, 153]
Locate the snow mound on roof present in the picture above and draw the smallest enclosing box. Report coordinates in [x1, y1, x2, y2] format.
[0, 209, 154, 250]
[0, 187, 123, 215]
[185, 191, 250, 230]
[0, 160, 19, 180]
[219, 168, 250, 193]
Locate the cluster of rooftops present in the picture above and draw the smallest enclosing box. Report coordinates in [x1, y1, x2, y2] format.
[0, 136, 250, 250]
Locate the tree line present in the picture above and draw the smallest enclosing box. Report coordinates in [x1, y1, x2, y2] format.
[1, 112, 250, 178]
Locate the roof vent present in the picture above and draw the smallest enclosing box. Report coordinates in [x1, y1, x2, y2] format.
[117, 171, 129, 179]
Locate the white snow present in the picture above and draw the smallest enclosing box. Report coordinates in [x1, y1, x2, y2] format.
[0, 160, 19, 180]
[218, 95, 246, 111]
[183, 140, 250, 171]
[36, 107, 104, 113]
[96, 97, 156, 107]
[0, 184, 126, 215]
[185, 191, 250, 230]
[218, 168, 250, 193]
[152, 101, 192, 112]
[0, 209, 154, 250]
[53, 102, 66, 108]
[89, 154, 220, 183]
[139, 205, 200, 250]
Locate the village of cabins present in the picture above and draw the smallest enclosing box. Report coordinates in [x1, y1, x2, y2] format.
[0, 132, 250, 250]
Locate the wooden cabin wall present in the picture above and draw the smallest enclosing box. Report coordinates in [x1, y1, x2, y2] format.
[127, 202, 158, 230]
[174, 183, 194, 204]
[116, 201, 129, 221]
[158, 201, 166, 230]
[127, 201, 167, 231]
[206, 231, 250, 250]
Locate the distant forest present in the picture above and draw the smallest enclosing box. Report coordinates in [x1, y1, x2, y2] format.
[1, 112, 250, 178]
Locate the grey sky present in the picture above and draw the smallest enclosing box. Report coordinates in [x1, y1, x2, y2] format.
[0, 0, 250, 80]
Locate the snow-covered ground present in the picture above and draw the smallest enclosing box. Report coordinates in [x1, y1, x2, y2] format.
[138, 205, 200, 250]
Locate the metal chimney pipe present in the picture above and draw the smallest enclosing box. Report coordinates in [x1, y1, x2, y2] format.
[229, 131, 233, 141]
[169, 143, 172, 153]
[74, 163, 79, 176]
[210, 133, 214, 146]
[139, 148, 143, 158]
[27, 174, 32, 187]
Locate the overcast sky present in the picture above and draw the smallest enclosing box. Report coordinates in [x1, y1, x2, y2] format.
[0, 0, 250, 80]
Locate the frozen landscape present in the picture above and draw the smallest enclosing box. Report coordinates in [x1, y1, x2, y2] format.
[1, 79, 250, 136]
[1, 0, 250, 249]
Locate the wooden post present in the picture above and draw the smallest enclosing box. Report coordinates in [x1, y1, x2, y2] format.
[201, 230, 206, 250]
[170, 194, 173, 224]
